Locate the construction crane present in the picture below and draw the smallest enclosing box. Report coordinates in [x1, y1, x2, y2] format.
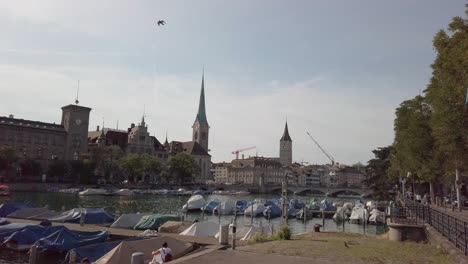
[306, 131, 336, 166]
[232, 146, 256, 159]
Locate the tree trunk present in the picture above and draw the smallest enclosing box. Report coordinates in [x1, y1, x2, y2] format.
[456, 167, 462, 211]
[430, 182, 435, 206]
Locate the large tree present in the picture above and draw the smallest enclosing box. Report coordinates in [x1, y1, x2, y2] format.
[0, 146, 17, 180]
[390, 95, 439, 201]
[425, 4, 468, 209]
[168, 153, 200, 185]
[119, 154, 162, 183]
[365, 146, 395, 201]
[93, 146, 124, 181]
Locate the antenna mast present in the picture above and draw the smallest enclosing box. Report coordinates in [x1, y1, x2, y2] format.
[75, 80, 80, 105]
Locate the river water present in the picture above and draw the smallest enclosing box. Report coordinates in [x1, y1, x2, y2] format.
[0, 192, 386, 264]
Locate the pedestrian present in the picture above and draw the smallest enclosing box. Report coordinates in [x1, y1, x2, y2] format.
[416, 194, 422, 203]
[150, 241, 172, 264]
[422, 194, 428, 205]
[81, 258, 91, 264]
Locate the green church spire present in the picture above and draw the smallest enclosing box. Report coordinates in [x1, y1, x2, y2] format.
[195, 69, 208, 125]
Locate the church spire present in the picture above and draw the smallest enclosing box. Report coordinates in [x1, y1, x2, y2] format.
[194, 69, 208, 125]
[280, 121, 292, 142]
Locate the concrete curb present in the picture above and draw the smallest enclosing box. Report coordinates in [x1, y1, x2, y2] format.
[425, 224, 468, 264]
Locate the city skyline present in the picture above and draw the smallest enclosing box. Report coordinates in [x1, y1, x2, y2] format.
[0, 0, 465, 164]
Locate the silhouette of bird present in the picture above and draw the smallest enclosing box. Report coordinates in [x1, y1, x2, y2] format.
[344, 241, 349, 248]
[157, 20, 166, 26]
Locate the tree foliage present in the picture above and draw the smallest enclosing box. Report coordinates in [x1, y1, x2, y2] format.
[365, 146, 395, 200]
[92, 146, 124, 179]
[425, 6, 468, 174]
[119, 153, 162, 183]
[168, 153, 200, 184]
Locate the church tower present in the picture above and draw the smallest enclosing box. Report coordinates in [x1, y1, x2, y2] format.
[192, 70, 210, 152]
[279, 122, 292, 166]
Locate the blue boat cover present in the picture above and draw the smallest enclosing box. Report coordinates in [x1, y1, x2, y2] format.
[63, 237, 144, 263]
[65, 208, 114, 225]
[263, 204, 282, 218]
[3, 225, 64, 246]
[0, 202, 33, 217]
[34, 227, 109, 253]
[202, 200, 220, 213]
[0, 223, 34, 242]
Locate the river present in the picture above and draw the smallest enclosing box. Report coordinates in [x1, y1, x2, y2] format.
[0, 192, 386, 264]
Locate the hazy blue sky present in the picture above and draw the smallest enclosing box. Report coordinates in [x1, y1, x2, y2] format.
[0, 1, 465, 164]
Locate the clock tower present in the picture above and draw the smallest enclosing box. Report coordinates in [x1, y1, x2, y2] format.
[61, 104, 91, 160]
[279, 122, 292, 166]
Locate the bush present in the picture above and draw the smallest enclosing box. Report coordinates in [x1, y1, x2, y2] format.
[249, 232, 268, 244]
[272, 225, 291, 240]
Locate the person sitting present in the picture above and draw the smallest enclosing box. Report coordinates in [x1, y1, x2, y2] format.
[150, 242, 172, 263]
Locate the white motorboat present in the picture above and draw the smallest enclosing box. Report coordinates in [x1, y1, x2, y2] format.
[78, 188, 108, 196]
[368, 208, 385, 224]
[234, 191, 250, 196]
[112, 189, 134, 196]
[349, 204, 368, 224]
[182, 195, 206, 212]
[332, 206, 349, 222]
[244, 203, 266, 217]
[213, 200, 237, 215]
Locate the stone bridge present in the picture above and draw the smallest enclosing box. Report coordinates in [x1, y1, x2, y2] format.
[209, 184, 372, 197]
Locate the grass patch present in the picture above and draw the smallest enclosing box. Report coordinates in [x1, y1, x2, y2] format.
[241, 232, 455, 264]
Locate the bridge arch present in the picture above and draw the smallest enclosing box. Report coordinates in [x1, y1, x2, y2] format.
[329, 190, 363, 197]
[270, 187, 295, 195]
[295, 189, 326, 196]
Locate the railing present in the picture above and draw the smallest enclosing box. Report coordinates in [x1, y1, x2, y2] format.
[398, 198, 468, 255]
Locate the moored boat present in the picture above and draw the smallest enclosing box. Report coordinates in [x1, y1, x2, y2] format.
[182, 195, 206, 212]
[111, 189, 134, 196]
[0, 185, 10, 196]
[79, 188, 108, 196]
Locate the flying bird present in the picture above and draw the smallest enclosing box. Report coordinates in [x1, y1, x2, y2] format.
[157, 20, 166, 26]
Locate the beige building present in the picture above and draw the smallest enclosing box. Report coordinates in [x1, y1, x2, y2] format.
[227, 157, 285, 186]
[0, 103, 91, 168]
[212, 162, 230, 184]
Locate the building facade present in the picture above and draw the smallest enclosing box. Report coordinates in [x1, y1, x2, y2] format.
[0, 104, 91, 164]
[227, 157, 285, 186]
[212, 162, 230, 184]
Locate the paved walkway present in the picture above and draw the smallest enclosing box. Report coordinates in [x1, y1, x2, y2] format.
[173, 249, 343, 264]
[430, 204, 468, 221]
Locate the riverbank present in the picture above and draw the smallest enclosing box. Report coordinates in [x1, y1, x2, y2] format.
[225, 232, 456, 264]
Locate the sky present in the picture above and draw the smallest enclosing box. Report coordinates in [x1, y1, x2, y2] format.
[0, 0, 466, 165]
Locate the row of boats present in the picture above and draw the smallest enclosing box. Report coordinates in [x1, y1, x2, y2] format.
[52, 188, 250, 197]
[182, 195, 386, 224]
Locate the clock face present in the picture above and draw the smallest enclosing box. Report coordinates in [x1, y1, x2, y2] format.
[75, 119, 82, 126]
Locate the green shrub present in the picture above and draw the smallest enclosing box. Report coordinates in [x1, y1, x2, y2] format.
[272, 225, 292, 240]
[249, 232, 268, 244]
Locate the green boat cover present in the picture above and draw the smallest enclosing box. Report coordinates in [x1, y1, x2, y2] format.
[133, 214, 180, 230]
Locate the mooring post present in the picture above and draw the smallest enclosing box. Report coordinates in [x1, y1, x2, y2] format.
[131, 252, 144, 264]
[363, 211, 366, 234]
[303, 205, 306, 223]
[342, 209, 345, 232]
[251, 204, 254, 224]
[29, 245, 37, 264]
[322, 210, 325, 230]
[231, 223, 237, 250]
[69, 251, 77, 264]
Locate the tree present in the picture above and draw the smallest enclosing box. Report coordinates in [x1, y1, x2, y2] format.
[119, 154, 143, 183]
[168, 153, 200, 185]
[47, 160, 67, 183]
[425, 5, 468, 209]
[93, 146, 124, 181]
[140, 154, 162, 183]
[390, 95, 439, 201]
[365, 146, 395, 201]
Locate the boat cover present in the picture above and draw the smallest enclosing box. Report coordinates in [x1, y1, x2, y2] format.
[202, 200, 220, 213]
[7, 207, 61, 220]
[0, 223, 34, 241]
[3, 225, 65, 249]
[158, 221, 192, 233]
[110, 214, 150, 229]
[133, 214, 180, 230]
[64, 237, 144, 263]
[214, 200, 236, 215]
[240, 223, 274, 241]
[34, 227, 109, 253]
[0, 202, 33, 217]
[48, 208, 114, 224]
[182, 195, 206, 211]
[263, 204, 281, 218]
[94, 236, 193, 264]
[236, 200, 249, 213]
[179, 221, 218, 237]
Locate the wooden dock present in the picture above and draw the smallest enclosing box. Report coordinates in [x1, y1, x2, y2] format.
[5, 217, 220, 245]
